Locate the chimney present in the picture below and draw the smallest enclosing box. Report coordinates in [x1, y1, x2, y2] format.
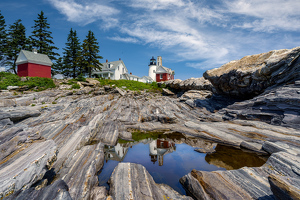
[130, 72, 132, 75]
[106, 59, 108, 63]
[32, 48, 38, 54]
[119, 58, 121, 61]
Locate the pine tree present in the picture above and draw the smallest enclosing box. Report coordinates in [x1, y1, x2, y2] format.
[81, 30, 103, 78]
[0, 11, 7, 66]
[30, 11, 59, 61]
[62, 28, 82, 78]
[6, 19, 30, 74]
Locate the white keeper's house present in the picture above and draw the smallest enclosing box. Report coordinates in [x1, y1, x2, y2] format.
[92, 56, 174, 83]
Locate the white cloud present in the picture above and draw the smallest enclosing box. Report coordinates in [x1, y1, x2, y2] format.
[130, 0, 185, 10]
[223, 0, 300, 32]
[108, 36, 140, 43]
[48, 0, 119, 26]
[0, 67, 5, 72]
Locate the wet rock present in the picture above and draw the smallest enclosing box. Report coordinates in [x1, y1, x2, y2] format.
[204, 46, 300, 99]
[108, 163, 192, 200]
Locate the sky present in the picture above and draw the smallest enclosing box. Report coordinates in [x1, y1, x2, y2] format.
[1, 0, 300, 80]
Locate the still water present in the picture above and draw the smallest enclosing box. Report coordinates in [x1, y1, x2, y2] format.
[98, 132, 268, 195]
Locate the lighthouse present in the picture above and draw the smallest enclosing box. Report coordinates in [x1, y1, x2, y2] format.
[148, 56, 157, 82]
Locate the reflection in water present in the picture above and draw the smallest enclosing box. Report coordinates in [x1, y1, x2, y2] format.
[205, 145, 268, 170]
[99, 132, 269, 195]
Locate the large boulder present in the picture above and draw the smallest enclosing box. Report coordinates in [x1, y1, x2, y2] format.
[159, 77, 215, 92]
[204, 47, 300, 99]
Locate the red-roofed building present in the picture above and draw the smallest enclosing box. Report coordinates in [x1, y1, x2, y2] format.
[16, 49, 53, 78]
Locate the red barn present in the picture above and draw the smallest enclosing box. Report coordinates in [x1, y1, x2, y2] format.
[155, 65, 175, 82]
[16, 49, 52, 78]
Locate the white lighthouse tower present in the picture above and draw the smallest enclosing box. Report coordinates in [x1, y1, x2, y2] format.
[148, 56, 157, 82]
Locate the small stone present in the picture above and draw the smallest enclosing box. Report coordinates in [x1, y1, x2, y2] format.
[7, 86, 19, 90]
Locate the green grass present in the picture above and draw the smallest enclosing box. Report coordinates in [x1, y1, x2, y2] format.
[98, 79, 163, 92]
[0, 72, 56, 91]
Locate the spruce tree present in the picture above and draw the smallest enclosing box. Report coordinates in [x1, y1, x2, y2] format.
[0, 11, 7, 66]
[6, 19, 30, 74]
[81, 30, 102, 78]
[30, 11, 59, 61]
[62, 28, 82, 78]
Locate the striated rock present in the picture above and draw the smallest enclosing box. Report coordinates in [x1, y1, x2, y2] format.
[180, 150, 300, 200]
[90, 186, 107, 200]
[162, 88, 175, 96]
[159, 77, 215, 92]
[0, 140, 57, 199]
[221, 81, 300, 129]
[180, 90, 212, 100]
[114, 87, 126, 96]
[108, 163, 192, 200]
[86, 78, 100, 86]
[204, 46, 300, 98]
[59, 143, 104, 200]
[3, 179, 72, 200]
[268, 174, 300, 200]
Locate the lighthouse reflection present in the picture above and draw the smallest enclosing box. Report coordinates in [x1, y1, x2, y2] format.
[149, 139, 176, 166]
[104, 138, 176, 166]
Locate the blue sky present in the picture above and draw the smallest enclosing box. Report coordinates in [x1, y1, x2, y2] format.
[1, 0, 300, 80]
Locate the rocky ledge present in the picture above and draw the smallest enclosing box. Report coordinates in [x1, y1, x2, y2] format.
[0, 46, 300, 200]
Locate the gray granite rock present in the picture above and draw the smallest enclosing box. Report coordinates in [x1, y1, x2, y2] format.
[108, 163, 192, 200]
[3, 179, 72, 200]
[268, 174, 300, 200]
[0, 140, 57, 199]
[204, 46, 300, 99]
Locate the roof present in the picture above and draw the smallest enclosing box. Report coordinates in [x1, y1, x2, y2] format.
[16, 50, 53, 66]
[141, 76, 154, 81]
[94, 60, 127, 72]
[156, 65, 174, 74]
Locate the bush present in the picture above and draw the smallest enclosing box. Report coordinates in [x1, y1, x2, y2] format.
[71, 83, 80, 89]
[97, 79, 162, 92]
[0, 72, 56, 91]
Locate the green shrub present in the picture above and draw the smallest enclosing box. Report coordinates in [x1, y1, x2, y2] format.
[97, 79, 162, 92]
[71, 83, 80, 89]
[0, 72, 56, 91]
[76, 74, 86, 82]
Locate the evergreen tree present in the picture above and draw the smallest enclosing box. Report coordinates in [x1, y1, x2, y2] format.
[30, 11, 59, 61]
[51, 56, 63, 77]
[81, 30, 102, 78]
[6, 19, 30, 74]
[0, 11, 7, 66]
[62, 28, 82, 78]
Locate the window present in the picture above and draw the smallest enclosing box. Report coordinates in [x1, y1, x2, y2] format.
[118, 66, 119, 70]
[108, 64, 111, 68]
[120, 74, 122, 79]
[123, 68, 124, 73]
[160, 74, 163, 79]
[153, 70, 155, 73]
